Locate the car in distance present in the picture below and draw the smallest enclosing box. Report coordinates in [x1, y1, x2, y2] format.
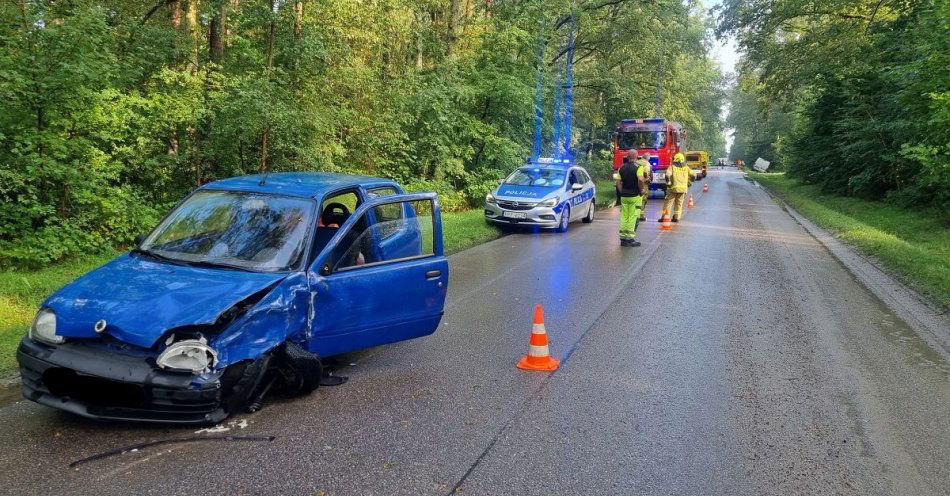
[17, 173, 448, 424]
[484, 158, 596, 232]
[685, 150, 709, 179]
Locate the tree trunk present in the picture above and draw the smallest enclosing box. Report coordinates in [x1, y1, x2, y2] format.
[209, 1, 225, 64]
[185, 0, 200, 73]
[261, 0, 277, 173]
[447, 0, 460, 57]
[168, 0, 183, 156]
[170, 0, 182, 28]
[260, 125, 269, 174]
[294, 1, 303, 40]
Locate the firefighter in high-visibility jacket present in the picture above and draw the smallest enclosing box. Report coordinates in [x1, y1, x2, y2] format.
[661, 153, 695, 222]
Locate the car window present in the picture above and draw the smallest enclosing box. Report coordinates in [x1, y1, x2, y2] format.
[141, 191, 314, 272]
[333, 199, 436, 271]
[504, 167, 566, 187]
[368, 186, 398, 198]
[568, 170, 579, 185]
[577, 170, 590, 183]
[321, 191, 360, 225]
[373, 201, 404, 239]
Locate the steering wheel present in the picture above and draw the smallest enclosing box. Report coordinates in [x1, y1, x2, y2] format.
[321, 202, 350, 227]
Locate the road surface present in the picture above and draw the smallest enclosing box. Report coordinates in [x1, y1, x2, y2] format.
[1, 169, 947, 495]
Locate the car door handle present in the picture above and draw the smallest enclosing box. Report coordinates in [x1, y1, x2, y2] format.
[425, 270, 441, 279]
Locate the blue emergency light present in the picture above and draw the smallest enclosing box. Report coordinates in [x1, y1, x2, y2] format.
[534, 157, 572, 165]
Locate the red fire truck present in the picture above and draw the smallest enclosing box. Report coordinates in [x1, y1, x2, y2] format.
[612, 118, 686, 193]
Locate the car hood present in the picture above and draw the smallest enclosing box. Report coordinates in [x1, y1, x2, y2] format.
[494, 184, 562, 202]
[45, 254, 288, 349]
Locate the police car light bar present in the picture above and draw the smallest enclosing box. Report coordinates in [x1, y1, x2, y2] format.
[535, 157, 572, 165]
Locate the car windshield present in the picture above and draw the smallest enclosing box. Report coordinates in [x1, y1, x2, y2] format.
[504, 167, 566, 187]
[617, 130, 666, 150]
[140, 191, 314, 272]
[686, 154, 701, 161]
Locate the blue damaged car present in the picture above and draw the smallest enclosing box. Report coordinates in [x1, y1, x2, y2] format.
[16, 173, 448, 424]
[484, 159, 596, 232]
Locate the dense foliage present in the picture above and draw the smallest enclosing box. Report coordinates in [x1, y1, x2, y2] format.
[1, 0, 725, 267]
[718, 0, 949, 214]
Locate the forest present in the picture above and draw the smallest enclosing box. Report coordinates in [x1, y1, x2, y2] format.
[720, 0, 949, 213]
[0, 0, 726, 267]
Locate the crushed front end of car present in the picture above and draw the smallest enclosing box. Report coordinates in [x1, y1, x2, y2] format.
[17, 336, 268, 424]
[16, 189, 326, 425]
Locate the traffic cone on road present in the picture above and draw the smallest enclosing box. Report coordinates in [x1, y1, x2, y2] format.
[702, 183, 709, 193]
[687, 194, 695, 209]
[517, 305, 559, 372]
[660, 209, 673, 231]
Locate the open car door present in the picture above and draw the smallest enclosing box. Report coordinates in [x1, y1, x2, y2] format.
[307, 192, 448, 357]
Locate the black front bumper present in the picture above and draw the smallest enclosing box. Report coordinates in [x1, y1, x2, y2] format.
[17, 338, 233, 425]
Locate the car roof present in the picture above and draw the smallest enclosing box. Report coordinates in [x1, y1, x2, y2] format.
[200, 172, 399, 199]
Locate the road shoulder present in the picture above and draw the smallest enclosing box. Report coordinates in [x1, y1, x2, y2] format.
[753, 178, 950, 356]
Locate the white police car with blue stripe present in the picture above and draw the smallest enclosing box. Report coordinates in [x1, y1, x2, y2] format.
[484, 159, 596, 232]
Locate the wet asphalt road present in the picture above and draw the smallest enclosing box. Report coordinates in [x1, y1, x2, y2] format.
[1, 169, 948, 495]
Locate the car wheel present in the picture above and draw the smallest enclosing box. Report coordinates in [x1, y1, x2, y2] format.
[274, 341, 322, 396]
[557, 205, 570, 232]
[582, 201, 594, 223]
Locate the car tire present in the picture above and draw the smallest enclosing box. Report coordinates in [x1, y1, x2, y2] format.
[582, 201, 594, 223]
[275, 341, 322, 396]
[557, 205, 570, 232]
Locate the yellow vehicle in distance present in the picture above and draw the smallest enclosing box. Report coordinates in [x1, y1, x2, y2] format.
[685, 150, 709, 179]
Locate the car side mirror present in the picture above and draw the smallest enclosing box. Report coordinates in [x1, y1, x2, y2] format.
[320, 263, 332, 276]
[497, 178, 504, 184]
[571, 183, 583, 191]
[133, 234, 146, 246]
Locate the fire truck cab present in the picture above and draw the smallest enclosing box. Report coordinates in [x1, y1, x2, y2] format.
[612, 118, 686, 194]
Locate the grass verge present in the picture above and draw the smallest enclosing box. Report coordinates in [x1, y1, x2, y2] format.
[0, 252, 119, 378]
[0, 209, 503, 377]
[442, 209, 503, 255]
[750, 172, 950, 307]
[595, 179, 618, 208]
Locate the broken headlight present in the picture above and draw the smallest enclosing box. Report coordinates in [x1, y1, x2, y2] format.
[157, 337, 218, 374]
[29, 308, 64, 345]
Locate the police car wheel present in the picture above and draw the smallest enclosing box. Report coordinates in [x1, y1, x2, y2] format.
[556, 206, 570, 232]
[582, 202, 594, 223]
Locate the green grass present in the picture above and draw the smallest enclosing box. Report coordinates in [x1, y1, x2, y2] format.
[0, 210, 503, 377]
[595, 179, 618, 208]
[442, 208, 504, 254]
[750, 172, 950, 307]
[0, 252, 119, 377]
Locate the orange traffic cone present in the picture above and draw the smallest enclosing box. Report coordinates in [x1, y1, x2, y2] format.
[687, 194, 695, 209]
[517, 305, 559, 371]
[702, 183, 709, 193]
[660, 209, 673, 231]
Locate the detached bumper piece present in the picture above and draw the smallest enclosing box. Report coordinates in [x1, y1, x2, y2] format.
[17, 338, 242, 425]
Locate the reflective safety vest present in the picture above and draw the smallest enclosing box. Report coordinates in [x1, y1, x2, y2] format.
[668, 164, 691, 193]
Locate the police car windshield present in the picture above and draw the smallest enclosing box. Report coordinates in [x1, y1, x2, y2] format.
[504, 167, 566, 187]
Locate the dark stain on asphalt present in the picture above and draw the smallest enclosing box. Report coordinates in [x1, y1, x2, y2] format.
[68, 435, 276, 468]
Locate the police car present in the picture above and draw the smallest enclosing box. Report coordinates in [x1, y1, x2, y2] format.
[484, 158, 596, 232]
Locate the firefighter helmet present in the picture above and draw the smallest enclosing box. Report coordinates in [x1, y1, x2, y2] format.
[673, 153, 686, 163]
